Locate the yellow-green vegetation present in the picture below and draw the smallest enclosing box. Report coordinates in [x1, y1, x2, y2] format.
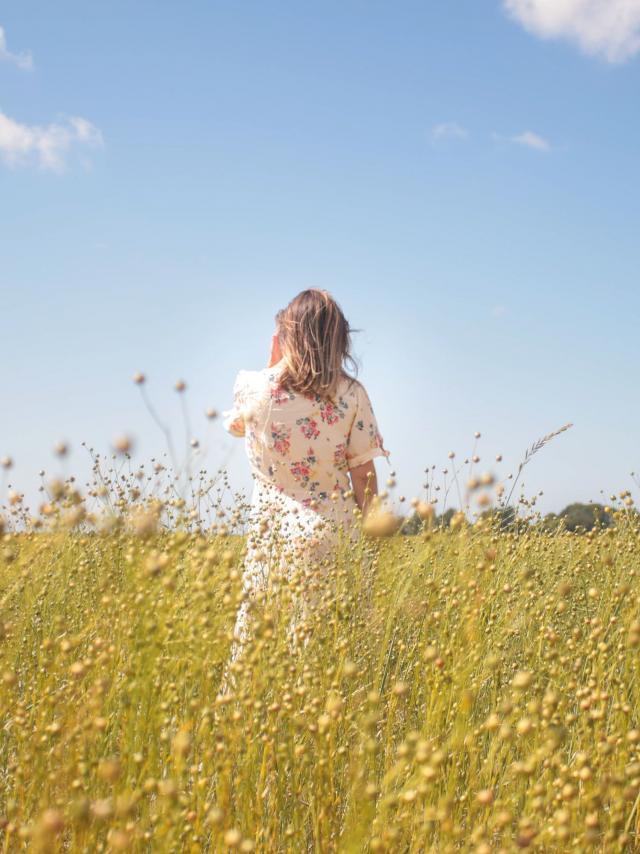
[1, 503, 640, 853]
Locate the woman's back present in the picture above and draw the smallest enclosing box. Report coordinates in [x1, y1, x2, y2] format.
[226, 360, 388, 517]
[221, 288, 390, 665]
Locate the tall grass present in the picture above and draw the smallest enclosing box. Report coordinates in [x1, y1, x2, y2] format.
[1, 491, 640, 851]
[1, 387, 638, 852]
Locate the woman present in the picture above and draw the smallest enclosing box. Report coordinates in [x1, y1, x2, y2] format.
[223, 288, 390, 655]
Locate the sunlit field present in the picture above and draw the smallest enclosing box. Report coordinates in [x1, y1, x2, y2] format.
[5, 0, 640, 850]
[1, 453, 639, 854]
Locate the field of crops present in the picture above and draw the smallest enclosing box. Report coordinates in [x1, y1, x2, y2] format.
[1, 492, 639, 853]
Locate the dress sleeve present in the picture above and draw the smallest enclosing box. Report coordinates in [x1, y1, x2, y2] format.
[222, 370, 250, 437]
[345, 381, 390, 469]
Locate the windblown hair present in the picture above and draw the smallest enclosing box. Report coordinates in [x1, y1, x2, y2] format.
[275, 289, 358, 401]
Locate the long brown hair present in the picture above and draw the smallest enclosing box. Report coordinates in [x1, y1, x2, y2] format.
[275, 289, 358, 400]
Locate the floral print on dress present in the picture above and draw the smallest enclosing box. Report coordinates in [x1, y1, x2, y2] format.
[224, 365, 390, 511]
[296, 416, 320, 440]
[271, 422, 291, 456]
[319, 396, 349, 425]
[289, 447, 318, 486]
[270, 383, 295, 404]
[333, 442, 348, 471]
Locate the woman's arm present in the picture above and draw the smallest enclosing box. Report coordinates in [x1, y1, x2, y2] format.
[349, 460, 378, 516]
[222, 371, 249, 437]
[268, 331, 282, 367]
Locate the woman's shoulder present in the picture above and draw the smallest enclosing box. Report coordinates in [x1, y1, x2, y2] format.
[231, 368, 259, 396]
[338, 374, 366, 399]
[234, 365, 280, 394]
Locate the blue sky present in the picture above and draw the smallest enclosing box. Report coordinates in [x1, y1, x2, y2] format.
[2, 1, 640, 516]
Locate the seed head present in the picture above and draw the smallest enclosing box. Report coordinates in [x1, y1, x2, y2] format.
[130, 503, 162, 538]
[512, 671, 533, 690]
[70, 661, 86, 679]
[415, 501, 435, 522]
[109, 830, 130, 851]
[172, 727, 192, 759]
[206, 807, 223, 826]
[38, 808, 65, 834]
[112, 434, 134, 455]
[224, 828, 242, 848]
[97, 758, 121, 783]
[362, 506, 403, 537]
[158, 779, 178, 798]
[450, 511, 466, 530]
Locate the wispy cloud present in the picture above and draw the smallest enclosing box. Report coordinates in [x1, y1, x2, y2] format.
[492, 129, 552, 152]
[0, 25, 33, 71]
[0, 110, 103, 171]
[511, 130, 551, 152]
[503, 0, 640, 63]
[430, 122, 469, 143]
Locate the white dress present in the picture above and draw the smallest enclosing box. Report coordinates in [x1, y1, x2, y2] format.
[222, 361, 390, 647]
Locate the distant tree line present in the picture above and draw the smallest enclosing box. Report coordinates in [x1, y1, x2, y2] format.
[537, 503, 614, 533]
[401, 502, 636, 535]
[400, 507, 457, 535]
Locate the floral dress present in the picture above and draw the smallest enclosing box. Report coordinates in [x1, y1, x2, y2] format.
[222, 360, 390, 645]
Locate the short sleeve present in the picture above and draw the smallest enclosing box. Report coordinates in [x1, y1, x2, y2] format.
[345, 382, 390, 469]
[222, 370, 251, 437]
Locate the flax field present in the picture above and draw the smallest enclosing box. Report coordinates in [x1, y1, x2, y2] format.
[1, 451, 640, 853]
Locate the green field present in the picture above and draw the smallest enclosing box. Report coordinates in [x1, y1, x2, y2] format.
[1, 507, 640, 852]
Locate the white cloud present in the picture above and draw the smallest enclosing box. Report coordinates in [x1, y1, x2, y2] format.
[510, 130, 551, 151]
[0, 110, 103, 171]
[0, 25, 33, 70]
[430, 122, 469, 143]
[503, 0, 640, 63]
